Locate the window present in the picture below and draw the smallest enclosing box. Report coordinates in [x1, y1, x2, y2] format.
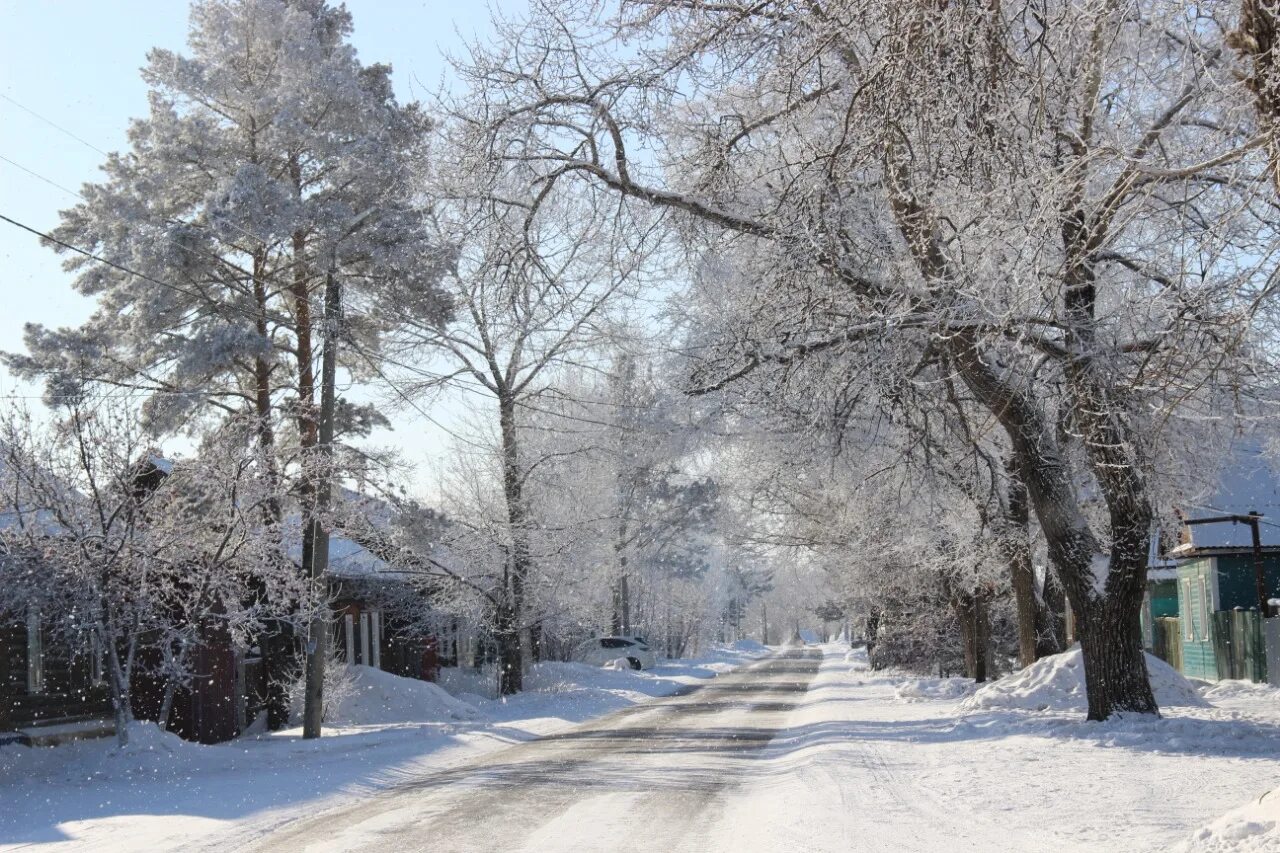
[600, 638, 633, 649]
[1183, 579, 1194, 641]
[26, 608, 43, 694]
[1199, 576, 1212, 642]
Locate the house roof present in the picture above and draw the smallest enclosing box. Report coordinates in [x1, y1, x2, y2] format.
[287, 489, 457, 583]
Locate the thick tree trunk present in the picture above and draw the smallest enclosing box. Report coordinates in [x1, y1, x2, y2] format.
[949, 332, 1157, 718]
[494, 601, 522, 695]
[1038, 573, 1068, 656]
[887, 152, 1156, 718]
[1004, 461, 1038, 668]
[497, 394, 529, 695]
[104, 629, 134, 748]
[250, 250, 293, 732]
[611, 572, 631, 635]
[954, 589, 990, 683]
[301, 271, 339, 738]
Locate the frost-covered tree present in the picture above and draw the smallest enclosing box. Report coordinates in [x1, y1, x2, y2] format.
[456, 0, 1280, 719]
[380, 119, 660, 692]
[5, 0, 449, 734]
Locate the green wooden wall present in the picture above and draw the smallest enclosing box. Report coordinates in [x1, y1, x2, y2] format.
[1176, 559, 1218, 680]
[1212, 554, 1280, 611]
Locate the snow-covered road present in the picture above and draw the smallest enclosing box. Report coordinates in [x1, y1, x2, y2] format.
[245, 645, 1280, 853]
[250, 648, 827, 852]
[6, 644, 1277, 851]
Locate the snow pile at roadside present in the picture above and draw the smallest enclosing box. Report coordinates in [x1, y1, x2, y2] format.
[960, 647, 1208, 714]
[845, 646, 870, 670]
[896, 677, 975, 702]
[1199, 680, 1280, 704]
[1176, 789, 1280, 853]
[324, 664, 478, 725]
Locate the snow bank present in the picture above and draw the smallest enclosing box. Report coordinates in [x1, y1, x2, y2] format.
[1177, 789, 1280, 853]
[845, 646, 870, 671]
[960, 647, 1208, 714]
[1200, 680, 1280, 704]
[732, 638, 769, 653]
[324, 665, 478, 725]
[896, 677, 975, 702]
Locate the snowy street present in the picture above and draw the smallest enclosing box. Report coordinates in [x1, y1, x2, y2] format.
[203, 645, 1276, 853]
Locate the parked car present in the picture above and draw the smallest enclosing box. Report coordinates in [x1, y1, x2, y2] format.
[573, 636, 658, 670]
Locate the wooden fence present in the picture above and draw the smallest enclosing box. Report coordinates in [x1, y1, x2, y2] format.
[1211, 610, 1267, 683]
[1152, 617, 1183, 671]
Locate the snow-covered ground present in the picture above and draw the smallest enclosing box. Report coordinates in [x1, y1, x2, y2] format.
[0, 642, 769, 851]
[719, 646, 1279, 852]
[2, 642, 1277, 852]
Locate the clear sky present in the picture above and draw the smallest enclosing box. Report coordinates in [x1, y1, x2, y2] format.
[0, 0, 524, 490]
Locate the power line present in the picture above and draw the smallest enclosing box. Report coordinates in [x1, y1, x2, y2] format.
[0, 93, 110, 156]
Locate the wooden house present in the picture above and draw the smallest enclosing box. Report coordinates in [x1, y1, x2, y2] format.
[0, 608, 112, 745]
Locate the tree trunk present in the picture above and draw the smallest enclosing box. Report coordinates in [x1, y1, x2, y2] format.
[104, 627, 133, 747]
[250, 249, 292, 732]
[1038, 570, 1068, 657]
[888, 156, 1156, 719]
[301, 270, 340, 739]
[1004, 460, 1038, 668]
[496, 393, 529, 695]
[947, 331, 1156, 718]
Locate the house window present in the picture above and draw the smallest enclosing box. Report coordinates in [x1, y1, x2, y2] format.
[1199, 576, 1212, 642]
[369, 611, 382, 670]
[1182, 578, 1192, 637]
[26, 609, 43, 694]
[344, 614, 355, 663]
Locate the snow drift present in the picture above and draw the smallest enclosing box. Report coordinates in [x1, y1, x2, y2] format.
[1176, 789, 1280, 853]
[959, 647, 1208, 714]
[896, 677, 975, 702]
[323, 665, 478, 725]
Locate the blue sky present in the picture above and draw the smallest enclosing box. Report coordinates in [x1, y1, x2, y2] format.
[0, 0, 523, 486]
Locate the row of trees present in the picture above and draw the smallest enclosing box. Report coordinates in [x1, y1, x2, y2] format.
[10, 0, 1278, 732]
[449, 0, 1280, 719]
[0, 0, 765, 739]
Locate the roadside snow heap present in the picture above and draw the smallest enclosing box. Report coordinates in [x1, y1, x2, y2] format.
[324, 665, 479, 725]
[896, 678, 975, 702]
[959, 647, 1208, 714]
[1177, 789, 1280, 853]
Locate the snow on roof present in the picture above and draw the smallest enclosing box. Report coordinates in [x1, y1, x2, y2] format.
[287, 489, 455, 582]
[1179, 442, 1280, 550]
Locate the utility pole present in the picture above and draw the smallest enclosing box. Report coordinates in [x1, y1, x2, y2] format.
[1183, 512, 1270, 614]
[761, 600, 768, 645]
[1249, 511, 1269, 615]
